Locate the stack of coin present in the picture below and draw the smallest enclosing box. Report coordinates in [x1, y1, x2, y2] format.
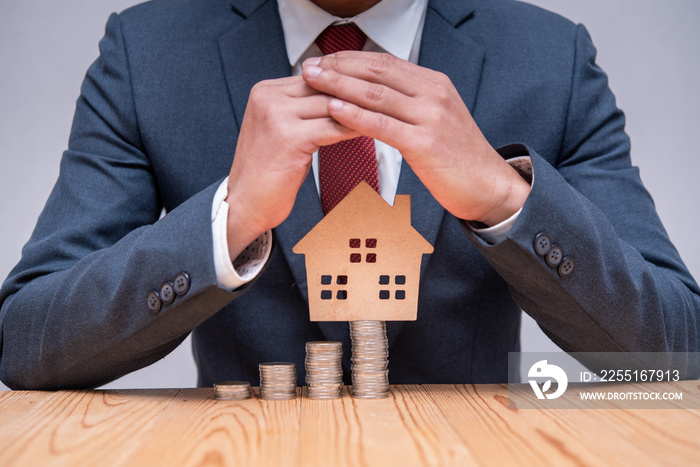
[259, 362, 297, 400]
[350, 321, 390, 399]
[305, 341, 343, 399]
[214, 381, 252, 400]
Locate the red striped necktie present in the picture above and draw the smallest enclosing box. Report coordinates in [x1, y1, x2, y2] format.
[316, 24, 380, 215]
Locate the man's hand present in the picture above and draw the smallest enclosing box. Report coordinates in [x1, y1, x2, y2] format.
[226, 76, 357, 260]
[301, 52, 530, 226]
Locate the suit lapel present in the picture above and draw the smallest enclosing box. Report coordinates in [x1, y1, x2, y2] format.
[388, 1, 485, 346]
[321, 2, 486, 348]
[218, 0, 290, 129]
[398, 0, 485, 263]
[218, 0, 323, 299]
[421, 0, 484, 122]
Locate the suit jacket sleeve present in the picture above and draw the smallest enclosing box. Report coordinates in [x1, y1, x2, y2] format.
[464, 24, 700, 370]
[0, 14, 244, 390]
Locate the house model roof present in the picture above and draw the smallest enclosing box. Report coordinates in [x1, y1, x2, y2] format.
[293, 182, 434, 322]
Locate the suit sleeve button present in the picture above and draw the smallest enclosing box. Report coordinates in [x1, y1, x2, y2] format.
[558, 256, 575, 277]
[534, 233, 552, 256]
[545, 245, 564, 267]
[147, 290, 162, 313]
[173, 272, 190, 296]
[160, 281, 175, 304]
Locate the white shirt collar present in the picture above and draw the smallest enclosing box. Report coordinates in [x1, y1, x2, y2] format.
[278, 0, 428, 67]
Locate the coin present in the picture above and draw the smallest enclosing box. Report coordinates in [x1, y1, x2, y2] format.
[305, 341, 344, 400]
[349, 321, 390, 399]
[214, 381, 252, 400]
[259, 362, 297, 400]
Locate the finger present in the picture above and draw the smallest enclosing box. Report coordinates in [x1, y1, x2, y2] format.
[294, 94, 337, 120]
[302, 64, 418, 124]
[304, 52, 450, 95]
[247, 85, 333, 124]
[252, 75, 323, 99]
[326, 98, 412, 151]
[287, 116, 360, 154]
[276, 105, 360, 148]
[254, 106, 359, 153]
[307, 117, 361, 147]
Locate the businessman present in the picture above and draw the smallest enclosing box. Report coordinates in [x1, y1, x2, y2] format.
[1, 0, 699, 389]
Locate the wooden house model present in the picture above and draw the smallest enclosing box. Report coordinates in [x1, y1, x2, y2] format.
[293, 182, 434, 322]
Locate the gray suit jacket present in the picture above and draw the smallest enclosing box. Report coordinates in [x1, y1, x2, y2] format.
[1, 0, 699, 389]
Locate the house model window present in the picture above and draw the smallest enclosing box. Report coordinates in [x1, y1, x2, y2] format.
[320, 275, 348, 301]
[293, 182, 434, 322]
[379, 275, 406, 300]
[349, 238, 378, 263]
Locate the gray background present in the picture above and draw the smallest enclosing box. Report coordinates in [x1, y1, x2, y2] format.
[1, 0, 698, 390]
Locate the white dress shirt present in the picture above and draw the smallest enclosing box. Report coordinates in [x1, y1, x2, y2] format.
[212, 0, 526, 290]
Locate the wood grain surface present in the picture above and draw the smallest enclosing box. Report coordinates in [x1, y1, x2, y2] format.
[0, 383, 698, 466]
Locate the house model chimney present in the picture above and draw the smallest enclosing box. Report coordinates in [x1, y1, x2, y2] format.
[293, 182, 434, 322]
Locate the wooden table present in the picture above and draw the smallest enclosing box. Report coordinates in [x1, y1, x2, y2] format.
[0, 382, 698, 466]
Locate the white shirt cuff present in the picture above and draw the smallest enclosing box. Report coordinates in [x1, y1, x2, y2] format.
[212, 177, 273, 291]
[468, 156, 533, 244]
[470, 207, 523, 244]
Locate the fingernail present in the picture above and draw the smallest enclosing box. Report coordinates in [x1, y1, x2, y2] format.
[304, 56, 321, 67]
[329, 99, 344, 111]
[306, 65, 322, 78]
